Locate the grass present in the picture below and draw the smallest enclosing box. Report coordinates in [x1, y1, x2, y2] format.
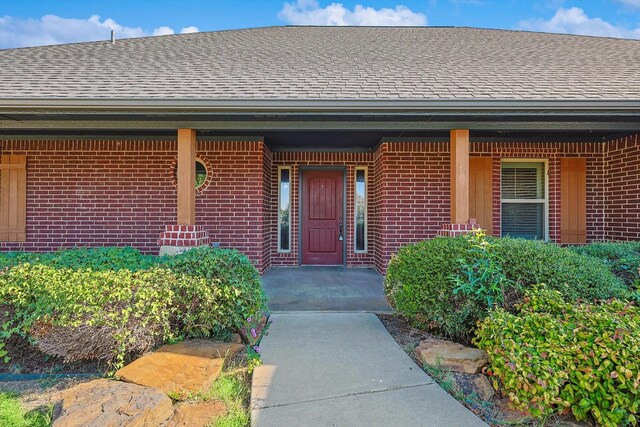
[177, 361, 251, 427]
[0, 392, 52, 427]
[206, 366, 251, 427]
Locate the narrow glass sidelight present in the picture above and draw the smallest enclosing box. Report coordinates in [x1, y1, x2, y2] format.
[355, 167, 367, 252]
[278, 167, 291, 252]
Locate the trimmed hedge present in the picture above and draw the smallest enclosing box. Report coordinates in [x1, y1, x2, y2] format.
[163, 246, 268, 338]
[475, 286, 639, 426]
[570, 241, 640, 289]
[492, 237, 627, 301]
[384, 236, 481, 341]
[384, 235, 626, 341]
[0, 246, 158, 271]
[0, 246, 267, 369]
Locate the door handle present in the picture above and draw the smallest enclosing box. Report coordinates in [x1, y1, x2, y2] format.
[338, 223, 343, 241]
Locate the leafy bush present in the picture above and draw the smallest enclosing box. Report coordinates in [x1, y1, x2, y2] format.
[163, 246, 267, 338]
[0, 247, 267, 369]
[384, 236, 482, 341]
[492, 237, 627, 301]
[384, 234, 626, 341]
[570, 241, 640, 289]
[475, 286, 639, 427]
[0, 264, 179, 368]
[452, 229, 517, 309]
[0, 246, 158, 271]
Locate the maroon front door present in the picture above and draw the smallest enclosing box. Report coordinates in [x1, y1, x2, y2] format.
[301, 170, 344, 265]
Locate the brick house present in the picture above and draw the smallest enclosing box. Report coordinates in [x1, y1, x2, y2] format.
[0, 26, 638, 274]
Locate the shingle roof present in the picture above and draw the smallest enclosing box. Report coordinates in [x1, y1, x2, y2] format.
[1, 26, 639, 101]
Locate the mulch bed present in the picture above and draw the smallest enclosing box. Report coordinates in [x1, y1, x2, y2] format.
[0, 336, 104, 375]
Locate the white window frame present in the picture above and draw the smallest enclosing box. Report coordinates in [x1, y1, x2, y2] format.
[500, 159, 549, 241]
[277, 166, 292, 253]
[354, 166, 368, 253]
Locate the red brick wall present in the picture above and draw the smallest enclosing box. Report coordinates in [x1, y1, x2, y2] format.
[270, 152, 376, 268]
[261, 145, 273, 272]
[0, 139, 270, 273]
[373, 140, 608, 273]
[195, 139, 268, 272]
[2, 135, 638, 275]
[0, 139, 177, 253]
[605, 134, 640, 241]
[375, 141, 450, 273]
[469, 141, 607, 243]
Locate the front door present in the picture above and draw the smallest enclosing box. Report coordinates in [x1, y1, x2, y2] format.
[301, 170, 344, 265]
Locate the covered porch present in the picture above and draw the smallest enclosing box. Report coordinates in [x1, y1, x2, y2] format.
[261, 266, 391, 312]
[1, 105, 639, 274]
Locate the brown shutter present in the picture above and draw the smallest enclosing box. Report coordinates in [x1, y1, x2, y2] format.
[469, 157, 493, 235]
[0, 155, 26, 242]
[561, 158, 586, 244]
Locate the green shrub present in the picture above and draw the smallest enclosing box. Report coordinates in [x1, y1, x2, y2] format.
[0, 247, 267, 369]
[475, 286, 639, 427]
[384, 236, 482, 341]
[493, 237, 627, 301]
[164, 246, 267, 337]
[0, 246, 159, 271]
[0, 264, 180, 368]
[570, 241, 640, 289]
[385, 235, 626, 341]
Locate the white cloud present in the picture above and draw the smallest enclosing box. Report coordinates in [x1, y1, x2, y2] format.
[180, 26, 199, 34]
[614, 0, 640, 8]
[278, 0, 427, 26]
[517, 7, 640, 39]
[0, 14, 199, 49]
[153, 26, 175, 36]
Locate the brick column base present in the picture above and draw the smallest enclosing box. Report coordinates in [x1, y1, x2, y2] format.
[158, 225, 210, 256]
[437, 219, 477, 237]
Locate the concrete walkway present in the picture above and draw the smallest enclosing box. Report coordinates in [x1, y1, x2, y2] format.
[261, 267, 392, 312]
[251, 312, 487, 427]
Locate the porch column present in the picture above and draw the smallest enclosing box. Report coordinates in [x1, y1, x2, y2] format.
[439, 129, 476, 237]
[158, 128, 209, 255]
[450, 129, 469, 224]
[177, 128, 196, 225]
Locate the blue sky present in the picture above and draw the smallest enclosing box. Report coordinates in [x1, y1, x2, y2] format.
[1, 0, 639, 48]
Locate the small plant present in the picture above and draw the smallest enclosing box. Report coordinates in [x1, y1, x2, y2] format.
[207, 367, 251, 427]
[246, 345, 262, 374]
[452, 228, 517, 309]
[0, 342, 9, 363]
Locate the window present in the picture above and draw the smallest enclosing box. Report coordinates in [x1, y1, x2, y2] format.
[172, 158, 210, 191]
[195, 160, 207, 188]
[278, 167, 291, 252]
[501, 161, 547, 240]
[354, 167, 367, 252]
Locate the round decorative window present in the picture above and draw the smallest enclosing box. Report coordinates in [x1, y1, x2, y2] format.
[171, 156, 212, 193]
[195, 160, 207, 188]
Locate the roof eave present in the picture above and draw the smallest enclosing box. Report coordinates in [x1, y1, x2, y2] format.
[2, 98, 640, 113]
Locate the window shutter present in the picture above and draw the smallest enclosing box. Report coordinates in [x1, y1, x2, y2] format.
[0, 155, 26, 242]
[561, 158, 586, 244]
[469, 157, 493, 235]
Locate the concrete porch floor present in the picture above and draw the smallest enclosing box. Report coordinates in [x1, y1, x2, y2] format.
[261, 266, 392, 312]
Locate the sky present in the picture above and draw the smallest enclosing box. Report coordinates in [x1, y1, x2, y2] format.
[0, 0, 639, 49]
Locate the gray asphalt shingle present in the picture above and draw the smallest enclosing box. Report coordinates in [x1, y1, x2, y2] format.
[0, 26, 639, 100]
